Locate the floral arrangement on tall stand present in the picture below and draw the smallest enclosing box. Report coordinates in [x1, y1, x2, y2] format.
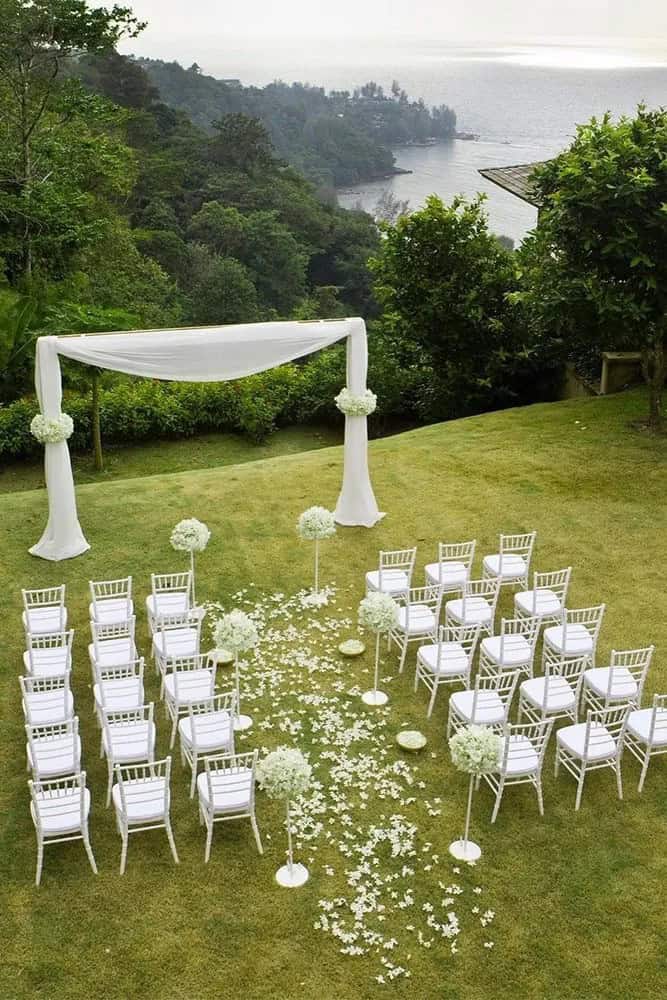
[358, 592, 399, 706]
[448, 725, 501, 862]
[213, 610, 258, 731]
[297, 506, 336, 606]
[170, 518, 211, 605]
[257, 747, 313, 888]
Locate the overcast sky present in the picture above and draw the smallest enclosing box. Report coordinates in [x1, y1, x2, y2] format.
[115, 0, 667, 56]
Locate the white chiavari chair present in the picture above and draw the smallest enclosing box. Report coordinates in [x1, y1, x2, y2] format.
[624, 694, 667, 792]
[444, 577, 501, 637]
[88, 617, 137, 672]
[482, 718, 554, 822]
[89, 576, 133, 626]
[582, 645, 654, 712]
[447, 671, 519, 738]
[102, 703, 156, 806]
[20, 672, 73, 727]
[26, 717, 81, 780]
[153, 612, 202, 690]
[482, 531, 536, 589]
[197, 750, 263, 863]
[514, 567, 572, 626]
[518, 655, 587, 726]
[22, 585, 67, 635]
[479, 616, 541, 679]
[365, 547, 417, 598]
[414, 624, 481, 718]
[29, 771, 97, 886]
[555, 706, 628, 810]
[146, 572, 192, 634]
[390, 585, 444, 673]
[179, 691, 236, 796]
[23, 630, 73, 678]
[162, 653, 216, 747]
[424, 539, 476, 594]
[93, 659, 145, 751]
[542, 604, 605, 673]
[112, 757, 179, 875]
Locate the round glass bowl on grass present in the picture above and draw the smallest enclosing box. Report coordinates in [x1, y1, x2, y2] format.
[396, 730, 427, 752]
[338, 639, 366, 658]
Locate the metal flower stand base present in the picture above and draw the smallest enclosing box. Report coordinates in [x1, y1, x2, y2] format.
[449, 773, 482, 861]
[275, 801, 309, 888]
[362, 633, 388, 706]
[233, 652, 253, 732]
[303, 538, 328, 607]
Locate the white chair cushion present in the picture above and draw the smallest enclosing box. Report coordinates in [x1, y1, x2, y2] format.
[515, 589, 562, 618]
[112, 777, 167, 822]
[450, 690, 506, 725]
[424, 561, 468, 588]
[626, 708, 667, 746]
[397, 605, 436, 635]
[22, 607, 67, 634]
[32, 788, 90, 835]
[365, 569, 410, 595]
[557, 723, 617, 760]
[89, 598, 134, 625]
[417, 642, 469, 676]
[498, 735, 539, 775]
[520, 676, 576, 712]
[483, 554, 527, 579]
[28, 734, 81, 778]
[153, 628, 199, 660]
[23, 647, 71, 677]
[103, 721, 155, 762]
[24, 690, 74, 726]
[544, 623, 593, 656]
[197, 768, 253, 813]
[163, 669, 214, 706]
[146, 593, 189, 618]
[446, 597, 492, 626]
[94, 678, 144, 713]
[481, 634, 532, 666]
[178, 712, 233, 751]
[584, 667, 637, 701]
[88, 638, 137, 669]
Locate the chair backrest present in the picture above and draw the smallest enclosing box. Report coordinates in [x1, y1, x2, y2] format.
[498, 616, 541, 658]
[438, 623, 481, 663]
[151, 571, 192, 599]
[497, 531, 536, 576]
[25, 630, 74, 671]
[404, 585, 443, 618]
[471, 670, 519, 715]
[91, 615, 136, 652]
[530, 567, 572, 609]
[542, 655, 588, 711]
[462, 577, 501, 616]
[89, 575, 132, 606]
[187, 691, 237, 747]
[582, 706, 628, 760]
[437, 539, 476, 569]
[22, 585, 66, 619]
[114, 757, 172, 819]
[26, 717, 80, 768]
[29, 771, 88, 836]
[204, 749, 258, 812]
[378, 547, 416, 574]
[561, 604, 606, 648]
[156, 610, 201, 632]
[645, 694, 667, 747]
[94, 658, 145, 704]
[103, 702, 153, 732]
[501, 719, 553, 773]
[605, 646, 654, 701]
[167, 654, 214, 700]
[20, 671, 71, 722]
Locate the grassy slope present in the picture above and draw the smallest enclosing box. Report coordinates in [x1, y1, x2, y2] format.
[0, 389, 665, 1000]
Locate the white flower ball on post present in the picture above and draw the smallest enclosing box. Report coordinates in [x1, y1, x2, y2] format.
[170, 518, 211, 606]
[30, 412, 74, 444]
[448, 725, 501, 862]
[213, 610, 258, 732]
[334, 387, 377, 418]
[257, 747, 313, 888]
[358, 592, 399, 706]
[297, 506, 336, 606]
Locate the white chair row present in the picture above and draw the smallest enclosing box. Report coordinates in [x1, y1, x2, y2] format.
[29, 749, 262, 885]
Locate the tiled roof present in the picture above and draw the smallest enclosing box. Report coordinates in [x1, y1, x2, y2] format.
[478, 162, 547, 207]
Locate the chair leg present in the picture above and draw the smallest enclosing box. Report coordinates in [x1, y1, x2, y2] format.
[165, 818, 179, 864]
[398, 637, 408, 674]
[99, 729, 105, 758]
[83, 830, 98, 875]
[120, 831, 129, 875]
[169, 714, 177, 749]
[574, 768, 586, 811]
[536, 778, 544, 817]
[637, 751, 650, 793]
[204, 820, 213, 863]
[491, 780, 504, 823]
[189, 757, 198, 799]
[554, 748, 560, 778]
[35, 840, 44, 887]
[615, 757, 624, 801]
[106, 760, 113, 808]
[413, 666, 420, 693]
[251, 815, 263, 855]
[427, 682, 438, 719]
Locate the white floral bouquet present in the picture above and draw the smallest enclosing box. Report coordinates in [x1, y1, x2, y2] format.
[297, 506, 336, 540]
[170, 518, 211, 553]
[358, 592, 399, 633]
[213, 609, 258, 654]
[256, 747, 312, 800]
[449, 726, 501, 775]
[335, 387, 377, 417]
[30, 412, 74, 444]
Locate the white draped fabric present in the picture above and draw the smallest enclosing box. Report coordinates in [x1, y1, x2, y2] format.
[30, 318, 383, 561]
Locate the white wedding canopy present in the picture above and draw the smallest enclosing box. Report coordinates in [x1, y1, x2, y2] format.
[30, 317, 383, 561]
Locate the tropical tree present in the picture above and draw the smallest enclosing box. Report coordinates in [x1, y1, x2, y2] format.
[516, 106, 667, 431]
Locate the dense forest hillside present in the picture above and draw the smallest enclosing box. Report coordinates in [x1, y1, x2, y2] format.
[130, 59, 457, 188]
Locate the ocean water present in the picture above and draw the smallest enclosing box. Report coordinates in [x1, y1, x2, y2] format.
[200, 41, 667, 244]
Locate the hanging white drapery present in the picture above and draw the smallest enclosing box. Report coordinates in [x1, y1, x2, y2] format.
[30, 318, 383, 561]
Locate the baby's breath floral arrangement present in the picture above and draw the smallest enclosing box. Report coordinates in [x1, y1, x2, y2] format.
[256, 747, 313, 801]
[449, 726, 501, 775]
[335, 387, 377, 417]
[297, 506, 337, 540]
[30, 412, 74, 444]
[213, 610, 258, 654]
[170, 518, 211, 553]
[358, 592, 399, 633]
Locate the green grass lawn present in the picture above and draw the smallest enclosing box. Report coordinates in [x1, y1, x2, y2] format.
[1, 389, 665, 1000]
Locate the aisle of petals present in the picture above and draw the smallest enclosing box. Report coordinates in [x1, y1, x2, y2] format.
[206, 585, 497, 985]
